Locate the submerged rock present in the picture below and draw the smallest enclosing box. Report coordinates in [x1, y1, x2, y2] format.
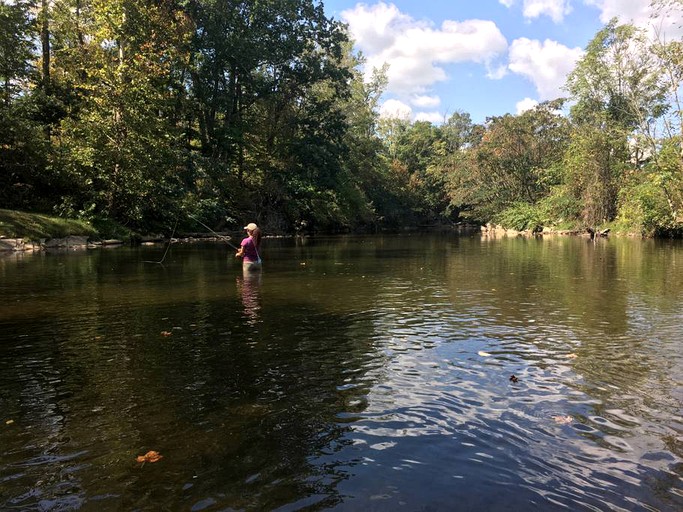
[44, 235, 90, 249]
[0, 238, 47, 252]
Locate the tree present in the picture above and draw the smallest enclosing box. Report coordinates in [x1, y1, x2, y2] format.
[563, 122, 629, 226]
[566, 19, 666, 131]
[0, 0, 49, 210]
[0, 0, 34, 105]
[645, 1, 683, 222]
[52, 0, 192, 227]
[565, 14, 683, 229]
[442, 110, 476, 152]
[447, 101, 570, 224]
[184, 0, 353, 230]
[564, 20, 667, 227]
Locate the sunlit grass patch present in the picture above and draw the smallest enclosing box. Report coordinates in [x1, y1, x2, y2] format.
[0, 209, 97, 239]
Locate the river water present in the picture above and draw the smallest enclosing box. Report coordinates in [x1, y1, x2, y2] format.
[1, 234, 682, 511]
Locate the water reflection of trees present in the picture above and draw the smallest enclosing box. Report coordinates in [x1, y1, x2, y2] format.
[445, 235, 681, 356]
[2, 238, 682, 509]
[443, 236, 683, 463]
[113, 297, 376, 510]
[0, 248, 381, 510]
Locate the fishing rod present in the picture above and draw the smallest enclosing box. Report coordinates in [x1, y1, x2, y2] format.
[188, 214, 240, 250]
[143, 218, 178, 265]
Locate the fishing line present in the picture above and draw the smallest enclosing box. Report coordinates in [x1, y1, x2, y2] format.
[188, 214, 240, 250]
[143, 218, 178, 265]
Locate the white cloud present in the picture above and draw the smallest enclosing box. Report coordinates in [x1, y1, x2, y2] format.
[583, 0, 650, 25]
[379, 99, 413, 120]
[584, 0, 683, 38]
[486, 63, 508, 80]
[411, 95, 441, 108]
[508, 38, 583, 100]
[342, 3, 508, 97]
[516, 97, 539, 114]
[415, 111, 445, 123]
[499, 0, 572, 23]
[523, 0, 572, 23]
[341, 2, 418, 54]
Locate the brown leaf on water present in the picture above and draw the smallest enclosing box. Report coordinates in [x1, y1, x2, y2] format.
[553, 415, 573, 425]
[136, 450, 163, 463]
[5, 419, 14, 425]
[160, 331, 172, 337]
[564, 353, 578, 359]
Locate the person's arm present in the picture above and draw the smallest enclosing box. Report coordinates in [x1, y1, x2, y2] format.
[235, 238, 246, 258]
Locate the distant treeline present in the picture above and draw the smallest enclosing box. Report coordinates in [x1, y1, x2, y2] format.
[1, 0, 681, 236]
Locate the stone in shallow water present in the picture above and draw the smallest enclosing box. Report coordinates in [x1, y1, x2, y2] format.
[44, 235, 89, 248]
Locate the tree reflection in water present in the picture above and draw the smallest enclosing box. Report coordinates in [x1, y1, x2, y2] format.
[1, 237, 682, 511]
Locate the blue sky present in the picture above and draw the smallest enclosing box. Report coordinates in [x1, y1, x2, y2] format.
[320, 1, 665, 123]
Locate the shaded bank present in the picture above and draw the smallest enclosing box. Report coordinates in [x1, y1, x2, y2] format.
[4, 208, 681, 255]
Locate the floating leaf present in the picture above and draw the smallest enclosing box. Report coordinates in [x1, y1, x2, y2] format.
[564, 353, 578, 359]
[553, 415, 573, 425]
[160, 331, 172, 337]
[6, 419, 14, 425]
[136, 450, 163, 463]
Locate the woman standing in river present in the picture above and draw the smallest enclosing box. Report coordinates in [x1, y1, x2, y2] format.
[235, 222, 262, 272]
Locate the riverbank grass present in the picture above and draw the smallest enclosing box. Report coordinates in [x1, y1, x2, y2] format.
[0, 209, 99, 240]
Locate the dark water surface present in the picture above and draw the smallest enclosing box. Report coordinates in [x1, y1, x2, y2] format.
[1, 234, 682, 511]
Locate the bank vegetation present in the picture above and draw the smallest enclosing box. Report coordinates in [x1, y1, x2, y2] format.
[1, 0, 682, 238]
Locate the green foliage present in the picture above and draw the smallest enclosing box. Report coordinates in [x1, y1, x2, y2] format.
[566, 19, 665, 130]
[0, 208, 96, 238]
[561, 122, 629, 226]
[443, 100, 570, 224]
[493, 202, 544, 231]
[652, 137, 683, 222]
[442, 111, 476, 152]
[0, 0, 34, 104]
[615, 177, 673, 236]
[2, 3, 683, 237]
[0, 1, 53, 211]
[537, 186, 583, 225]
[0, 101, 51, 211]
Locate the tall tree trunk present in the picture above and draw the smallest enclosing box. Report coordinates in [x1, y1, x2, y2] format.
[76, 0, 84, 46]
[40, 0, 51, 139]
[40, 0, 50, 90]
[235, 68, 244, 182]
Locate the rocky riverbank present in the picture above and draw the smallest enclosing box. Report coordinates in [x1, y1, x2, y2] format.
[480, 223, 612, 238]
[0, 233, 243, 253]
[0, 236, 125, 252]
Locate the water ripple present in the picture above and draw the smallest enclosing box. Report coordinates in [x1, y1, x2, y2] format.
[2, 238, 683, 511]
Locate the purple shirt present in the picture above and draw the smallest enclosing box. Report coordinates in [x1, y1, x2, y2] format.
[240, 237, 259, 262]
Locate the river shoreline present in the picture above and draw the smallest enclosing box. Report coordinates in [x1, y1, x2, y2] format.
[3, 207, 662, 254]
[0, 224, 620, 253]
